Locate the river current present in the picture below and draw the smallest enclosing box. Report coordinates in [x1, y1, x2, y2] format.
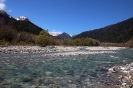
[0, 47, 133, 88]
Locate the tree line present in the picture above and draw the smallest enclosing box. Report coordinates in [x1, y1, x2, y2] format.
[0, 27, 133, 48]
[35, 30, 100, 47]
[0, 27, 36, 45]
[0, 27, 100, 46]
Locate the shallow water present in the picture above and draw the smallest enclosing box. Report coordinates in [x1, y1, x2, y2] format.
[0, 47, 133, 88]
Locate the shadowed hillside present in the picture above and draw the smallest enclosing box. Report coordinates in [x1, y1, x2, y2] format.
[74, 17, 133, 43]
[0, 9, 43, 35]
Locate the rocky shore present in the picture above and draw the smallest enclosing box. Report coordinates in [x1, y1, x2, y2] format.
[0, 45, 125, 55]
[108, 63, 133, 88]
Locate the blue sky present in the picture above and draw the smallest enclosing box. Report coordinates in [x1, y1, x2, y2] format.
[1, 0, 133, 34]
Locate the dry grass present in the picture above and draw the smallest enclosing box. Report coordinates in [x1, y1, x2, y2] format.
[125, 39, 133, 48]
[100, 42, 125, 47]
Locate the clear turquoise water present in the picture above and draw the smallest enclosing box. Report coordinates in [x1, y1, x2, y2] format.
[0, 48, 133, 87]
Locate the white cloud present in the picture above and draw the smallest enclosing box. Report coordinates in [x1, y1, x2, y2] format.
[49, 30, 62, 36]
[0, 0, 6, 3]
[8, 9, 12, 12]
[0, 0, 6, 10]
[0, 3, 5, 9]
[49, 32, 62, 36]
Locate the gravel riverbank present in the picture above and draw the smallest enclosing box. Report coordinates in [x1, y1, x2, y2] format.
[0, 45, 126, 54]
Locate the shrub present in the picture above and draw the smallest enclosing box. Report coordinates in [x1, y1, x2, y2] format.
[35, 30, 51, 47]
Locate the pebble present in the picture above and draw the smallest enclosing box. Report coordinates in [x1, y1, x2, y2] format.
[0, 46, 122, 56]
[108, 63, 133, 88]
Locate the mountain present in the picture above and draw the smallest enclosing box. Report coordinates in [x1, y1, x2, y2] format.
[0, 9, 43, 35]
[12, 17, 43, 34]
[49, 32, 72, 39]
[0, 9, 15, 27]
[16, 16, 27, 21]
[74, 17, 133, 43]
[55, 32, 72, 39]
[71, 34, 78, 38]
[49, 31, 62, 36]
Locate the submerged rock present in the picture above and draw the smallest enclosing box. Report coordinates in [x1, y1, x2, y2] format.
[22, 77, 33, 82]
[10, 84, 23, 88]
[0, 76, 4, 82]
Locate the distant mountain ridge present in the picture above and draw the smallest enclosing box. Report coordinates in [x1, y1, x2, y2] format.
[16, 16, 27, 21]
[74, 17, 133, 43]
[55, 32, 72, 39]
[0, 9, 43, 35]
[49, 32, 75, 39]
[49, 31, 62, 36]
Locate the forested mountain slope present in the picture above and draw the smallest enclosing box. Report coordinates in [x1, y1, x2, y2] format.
[0, 9, 43, 35]
[74, 17, 133, 43]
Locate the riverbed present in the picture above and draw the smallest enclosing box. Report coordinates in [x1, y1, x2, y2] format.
[0, 46, 133, 88]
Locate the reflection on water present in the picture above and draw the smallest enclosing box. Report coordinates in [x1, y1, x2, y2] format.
[0, 48, 133, 87]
